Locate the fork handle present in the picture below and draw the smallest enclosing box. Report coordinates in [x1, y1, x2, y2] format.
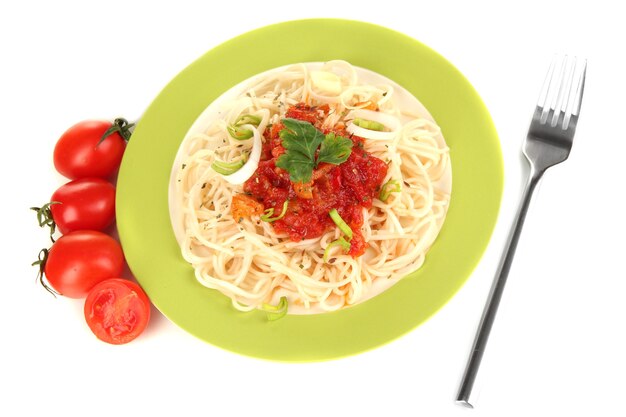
[456, 167, 544, 408]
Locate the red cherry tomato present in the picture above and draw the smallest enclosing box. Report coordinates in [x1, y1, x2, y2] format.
[49, 177, 116, 234]
[84, 278, 151, 345]
[43, 230, 124, 298]
[53, 119, 132, 180]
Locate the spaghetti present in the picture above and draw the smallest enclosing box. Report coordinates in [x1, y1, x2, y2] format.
[172, 61, 451, 315]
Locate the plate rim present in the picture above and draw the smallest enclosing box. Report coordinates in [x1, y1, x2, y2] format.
[116, 18, 503, 362]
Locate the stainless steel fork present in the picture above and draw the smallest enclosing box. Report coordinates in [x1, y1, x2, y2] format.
[455, 56, 587, 408]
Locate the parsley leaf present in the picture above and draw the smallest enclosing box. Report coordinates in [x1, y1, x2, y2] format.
[275, 118, 353, 184]
[318, 132, 353, 166]
[276, 118, 324, 183]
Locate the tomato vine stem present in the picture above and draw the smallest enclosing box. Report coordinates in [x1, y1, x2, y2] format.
[98, 117, 135, 145]
[30, 202, 60, 242]
[31, 248, 58, 297]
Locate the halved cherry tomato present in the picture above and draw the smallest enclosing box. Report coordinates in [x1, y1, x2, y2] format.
[48, 177, 116, 234]
[84, 278, 151, 345]
[42, 230, 124, 298]
[53, 119, 132, 180]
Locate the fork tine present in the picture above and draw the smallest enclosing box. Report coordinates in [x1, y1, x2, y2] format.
[548, 55, 569, 126]
[564, 59, 587, 130]
[553, 56, 576, 127]
[537, 56, 557, 123]
[572, 59, 587, 117]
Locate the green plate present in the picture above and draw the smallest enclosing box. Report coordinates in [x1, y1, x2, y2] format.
[117, 19, 503, 362]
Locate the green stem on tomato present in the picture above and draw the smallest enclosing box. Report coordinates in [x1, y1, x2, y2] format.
[99, 117, 134, 145]
[30, 201, 60, 242]
[31, 248, 58, 297]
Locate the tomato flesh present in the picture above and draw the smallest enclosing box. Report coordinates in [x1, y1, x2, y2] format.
[84, 278, 151, 345]
[45, 230, 124, 298]
[49, 177, 116, 234]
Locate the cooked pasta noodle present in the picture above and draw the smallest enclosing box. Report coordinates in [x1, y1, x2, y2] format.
[172, 61, 451, 314]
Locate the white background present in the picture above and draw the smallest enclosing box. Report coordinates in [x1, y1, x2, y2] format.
[2, 1, 624, 416]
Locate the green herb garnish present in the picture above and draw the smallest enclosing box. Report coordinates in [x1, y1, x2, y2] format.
[275, 118, 353, 183]
[211, 159, 245, 175]
[261, 296, 288, 321]
[329, 208, 353, 239]
[234, 114, 262, 126]
[227, 125, 254, 140]
[260, 200, 289, 222]
[323, 237, 351, 262]
[353, 118, 385, 131]
[226, 114, 262, 140]
[317, 132, 354, 166]
[379, 179, 401, 202]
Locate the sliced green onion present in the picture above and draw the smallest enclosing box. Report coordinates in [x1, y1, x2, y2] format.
[379, 179, 401, 202]
[352, 118, 385, 131]
[211, 159, 245, 175]
[329, 208, 353, 239]
[234, 114, 262, 127]
[323, 237, 351, 262]
[261, 296, 288, 321]
[227, 124, 254, 140]
[260, 200, 289, 222]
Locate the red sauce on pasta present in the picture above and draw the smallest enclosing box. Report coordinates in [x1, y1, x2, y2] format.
[243, 103, 388, 257]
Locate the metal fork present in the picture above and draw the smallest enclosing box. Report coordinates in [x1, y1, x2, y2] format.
[455, 56, 587, 408]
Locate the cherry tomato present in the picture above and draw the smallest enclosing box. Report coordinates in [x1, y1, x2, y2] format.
[43, 230, 124, 298]
[53, 119, 132, 180]
[48, 178, 116, 234]
[84, 278, 151, 345]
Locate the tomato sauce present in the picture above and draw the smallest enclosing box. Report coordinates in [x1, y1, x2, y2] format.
[243, 103, 388, 257]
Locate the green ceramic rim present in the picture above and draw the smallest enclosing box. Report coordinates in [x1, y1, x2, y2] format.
[116, 18, 503, 362]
